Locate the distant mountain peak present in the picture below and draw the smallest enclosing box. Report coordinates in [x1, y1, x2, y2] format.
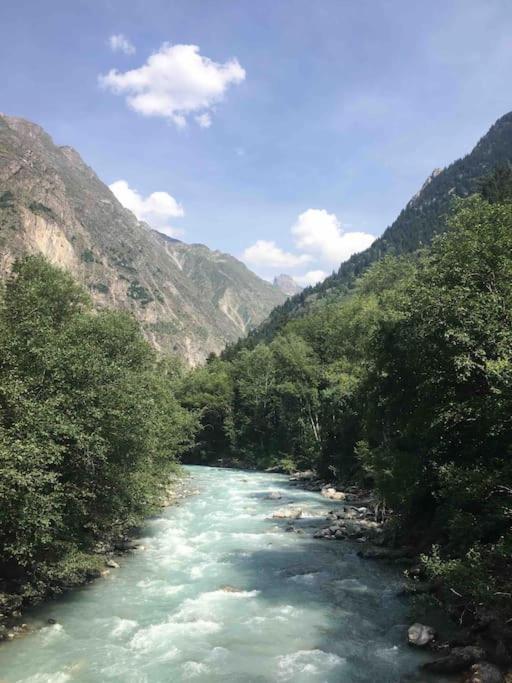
[273, 274, 303, 296]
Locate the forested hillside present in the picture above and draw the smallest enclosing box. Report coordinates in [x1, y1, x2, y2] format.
[183, 168, 512, 639]
[225, 111, 512, 354]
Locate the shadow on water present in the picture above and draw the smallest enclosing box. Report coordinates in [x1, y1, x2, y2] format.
[216, 529, 439, 682]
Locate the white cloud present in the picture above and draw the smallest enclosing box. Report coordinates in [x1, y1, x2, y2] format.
[109, 34, 136, 55]
[99, 43, 245, 127]
[195, 112, 212, 128]
[295, 270, 327, 287]
[109, 179, 184, 238]
[242, 240, 311, 269]
[292, 208, 375, 265]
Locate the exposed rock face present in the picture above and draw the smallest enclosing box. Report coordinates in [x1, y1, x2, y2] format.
[273, 274, 303, 296]
[0, 114, 286, 364]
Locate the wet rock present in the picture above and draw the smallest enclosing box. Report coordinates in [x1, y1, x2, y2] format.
[462, 662, 504, 683]
[422, 646, 487, 674]
[408, 623, 436, 648]
[47, 618, 57, 625]
[105, 559, 120, 569]
[290, 469, 316, 481]
[272, 507, 303, 520]
[220, 586, 243, 593]
[265, 491, 283, 500]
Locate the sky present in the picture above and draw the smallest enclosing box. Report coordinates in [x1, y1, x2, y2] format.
[1, 0, 512, 285]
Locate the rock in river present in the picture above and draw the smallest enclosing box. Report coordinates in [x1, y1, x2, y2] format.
[408, 623, 435, 648]
[272, 507, 303, 520]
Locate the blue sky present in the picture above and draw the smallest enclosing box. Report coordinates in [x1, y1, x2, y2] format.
[2, 0, 512, 284]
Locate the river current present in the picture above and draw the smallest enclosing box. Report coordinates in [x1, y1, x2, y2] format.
[0, 466, 440, 682]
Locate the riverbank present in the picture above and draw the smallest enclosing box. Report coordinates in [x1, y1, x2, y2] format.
[285, 469, 512, 682]
[0, 471, 196, 645]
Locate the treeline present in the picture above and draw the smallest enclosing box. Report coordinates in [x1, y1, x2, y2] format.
[183, 172, 512, 619]
[0, 256, 196, 609]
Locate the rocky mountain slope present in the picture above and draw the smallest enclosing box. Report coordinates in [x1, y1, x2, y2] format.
[273, 274, 303, 297]
[229, 110, 512, 351]
[0, 114, 285, 364]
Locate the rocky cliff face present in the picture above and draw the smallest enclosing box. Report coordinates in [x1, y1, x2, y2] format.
[0, 114, 285, 364]
[273, 274, 303, 297]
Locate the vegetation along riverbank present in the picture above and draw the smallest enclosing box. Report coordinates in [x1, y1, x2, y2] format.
[1, 173, 511, 680]
[0, 256, 197, 640]
[181, 169, 512, 678]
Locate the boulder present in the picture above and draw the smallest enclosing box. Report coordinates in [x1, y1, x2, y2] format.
[272, 507, 303, 520]
[265, 491, 282, 500]
[422, 646, 486, 674]
[321, 487, 346, 501]
[105, 559, 120, 569]
[408, 623, 436, 648]
[463, 662, 504, 683]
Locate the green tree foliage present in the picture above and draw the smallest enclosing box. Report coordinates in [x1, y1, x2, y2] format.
[190, 185, 512, 616]
[0, 256, 196, 602]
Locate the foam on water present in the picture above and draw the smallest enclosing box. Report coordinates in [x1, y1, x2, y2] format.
[0, 466, 445, 682]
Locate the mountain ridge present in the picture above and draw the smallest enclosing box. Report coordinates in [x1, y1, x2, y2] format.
[0, 114, 286, 364]
[225, 110, 512, 353]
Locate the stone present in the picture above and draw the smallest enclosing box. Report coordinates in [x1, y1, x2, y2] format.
[272, 507, 303, 520]
[265, 491, 283, 500]
[408, 623, 436, 648]
[321, 487, 346, 501]
[106, 559, 120, 569]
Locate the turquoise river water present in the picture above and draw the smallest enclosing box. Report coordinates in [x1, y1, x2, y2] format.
[0, 466, 443, 682]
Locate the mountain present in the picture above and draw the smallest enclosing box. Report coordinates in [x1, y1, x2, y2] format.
[0, 114, 285, 364]
[227, 110, 512, 352]
[273, 274, 303, 297]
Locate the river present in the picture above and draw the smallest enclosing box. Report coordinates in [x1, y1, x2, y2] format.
[0, 466, 441, 682]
